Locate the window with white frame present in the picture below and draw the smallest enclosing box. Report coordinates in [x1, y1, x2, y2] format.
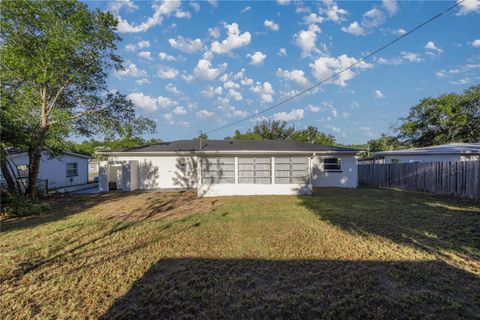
[201, 157, 235, 184]
[323, 158, 341, 172]
[66, 162, 78, 177]
[238, 157, 271, 184]
[275, 157, 308, 184]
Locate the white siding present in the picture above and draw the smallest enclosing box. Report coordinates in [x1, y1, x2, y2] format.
[311, 154, 358, 188]
[107, 155, 198, 189]
[4, 152, 89, 189]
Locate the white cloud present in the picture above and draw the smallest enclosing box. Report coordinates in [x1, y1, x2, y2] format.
[206, 0, 218, 7]
[341, 21, 366, 36]
[172, 105, 187, 115]
[359, 126, 375, 137]
[228, 89, 243, 101]
[272, 108, 304, 121]
[165, 83, 182, 95]
[116, 1, 190, 33]
[456, 0, 480, 15]
[435, 70, 446, 78]
[193, 59, 227, 80]
[211, 22, 251, 54]
[472, 39, 480, 47]
[138, 51, 153, 60]
[362, 8, 386, 28]
[309, 54, 372, 87]
[125, 44, 136, 51]
[250, 81, 275, 103]
[190, 2, 200, 12]
[201, 86, 223, 98]
[277, 0, 291, 5]
[247, 51, 267, 65]
[325, 124, 345, 137]
[304, 13, 324, 25]
[196, 109, 216, 120]
[321, 1, 348, 22]
[208, 27, 221, 39]
[278, 48, 287, 56]
[115, 62, 147, 78]
[135, 78, 150, 85]
[392, 28, 407, 35]
[264, 19, 279, 31]
[137, 40, 151, 49]
[156, 65, 179, 79]
[307, 104, 321, 112]
[241, 6, 251, 13]
[376, 51, 423, 65]
[373, 90, 385, 99]
[127, 92, 160, 111]
[424, 41, 443, 54]
[159, 52, 176, 61]
[224, 80, 240, 89]
[294, 24, 322, 57]
[382, 0, 398, 16]
[450, 78, 471, 85]
[276, 68, 310, 86]
[157, 96, 176, 108]
[169, 36, 203, 53]
[108, 0, 138, 15]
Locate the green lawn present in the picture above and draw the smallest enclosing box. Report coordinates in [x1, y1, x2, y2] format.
[1, 188, 479, 319]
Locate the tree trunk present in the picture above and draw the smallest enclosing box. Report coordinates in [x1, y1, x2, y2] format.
[25, 127, 47, 197]
[0, 147, 18, 194]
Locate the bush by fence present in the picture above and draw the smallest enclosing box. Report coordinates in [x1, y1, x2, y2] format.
[358, 161, 480, 200]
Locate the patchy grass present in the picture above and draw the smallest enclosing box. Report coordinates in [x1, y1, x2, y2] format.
[0, 188, 479, 319]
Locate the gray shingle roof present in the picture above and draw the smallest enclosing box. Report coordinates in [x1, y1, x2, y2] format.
[114, 140, 360, 153]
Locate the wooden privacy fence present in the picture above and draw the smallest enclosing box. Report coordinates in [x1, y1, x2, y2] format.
[358, 161, 480, 200]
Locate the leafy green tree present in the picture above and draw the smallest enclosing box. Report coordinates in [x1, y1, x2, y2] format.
[194, 131, 209, 140]
[253, 120, 295, 140]
[398, 85, 480, 147]
[0, 0, 155, 196]
[292, 126, 336, 145]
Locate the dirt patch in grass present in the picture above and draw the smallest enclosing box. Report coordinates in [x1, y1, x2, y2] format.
[96, 191, 220, 221]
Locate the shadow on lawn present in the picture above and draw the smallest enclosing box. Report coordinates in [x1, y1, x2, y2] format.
[0, 192, 130, 233]
[302, 188, 480, 269]
[102, 257, 480, 320]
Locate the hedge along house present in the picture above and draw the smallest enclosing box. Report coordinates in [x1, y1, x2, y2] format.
[98, 140, 360, 197]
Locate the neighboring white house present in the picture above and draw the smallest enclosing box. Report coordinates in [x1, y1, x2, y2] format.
[98, 140, 360, 197]
[374, 143, 480, 164]
[1, 151, 91, 189]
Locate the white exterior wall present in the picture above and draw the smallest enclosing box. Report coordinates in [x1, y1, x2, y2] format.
[383, 154, 461, 163]
[5, 152, 88, 189]
[107, 155, 198, 189]
[198, 183, 312, 197]
[311, 154, 358, 188]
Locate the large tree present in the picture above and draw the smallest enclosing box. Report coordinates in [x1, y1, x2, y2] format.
[398, 85, 480, 147]
[225, 120, 295, 140]
[292, 126, 336, 146]
[0, 0, 154, 196]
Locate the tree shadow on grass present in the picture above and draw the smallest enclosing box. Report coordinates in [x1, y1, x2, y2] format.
[102, 258, 480, 320]
[301, 187, 480, 272]
[0, 192, 130, 233]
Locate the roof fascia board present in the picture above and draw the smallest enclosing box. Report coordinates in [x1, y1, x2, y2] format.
[106, 150, 360, 156]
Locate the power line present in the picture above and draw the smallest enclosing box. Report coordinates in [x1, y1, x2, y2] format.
[205, 0, 465, 135]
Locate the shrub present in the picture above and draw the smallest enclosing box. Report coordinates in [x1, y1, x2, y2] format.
[1, 194, 51, 217]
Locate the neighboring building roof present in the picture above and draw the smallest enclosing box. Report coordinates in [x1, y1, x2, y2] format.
[108, 140, 360, 154]
[374, 143, 480, 157]
[6, 149, 91, 159]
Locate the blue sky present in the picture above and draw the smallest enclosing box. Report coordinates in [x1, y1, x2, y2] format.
[86, 0, 480, 144]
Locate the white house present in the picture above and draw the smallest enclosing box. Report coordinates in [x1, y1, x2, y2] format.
[1, 151, 90, 189]
[98, 140, 360, 197]
[374, 143, 480, 164]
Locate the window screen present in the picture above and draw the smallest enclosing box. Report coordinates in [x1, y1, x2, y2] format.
[275, 157, 308, 184]
[66, 163, 78, 177]
[323, 158, 341, 171]
[201, 157, 235, 184]
[238, 157, 271, 184]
